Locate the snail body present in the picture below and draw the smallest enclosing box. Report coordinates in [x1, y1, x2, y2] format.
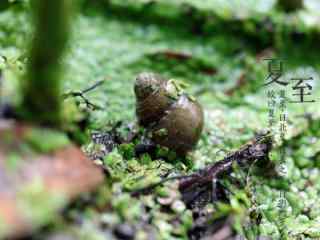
[134, 72, 204, 155]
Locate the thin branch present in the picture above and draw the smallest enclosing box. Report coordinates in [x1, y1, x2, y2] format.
[62, 79, 106, 110]
[131, 132, 272, 199]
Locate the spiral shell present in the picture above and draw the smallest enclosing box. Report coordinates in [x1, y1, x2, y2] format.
[134, 72, 204, 155]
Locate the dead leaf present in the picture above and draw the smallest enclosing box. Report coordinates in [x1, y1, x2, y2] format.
[0, 120, 104, 239]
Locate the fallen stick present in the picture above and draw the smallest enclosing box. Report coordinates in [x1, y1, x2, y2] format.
[131, 132, 272, 206]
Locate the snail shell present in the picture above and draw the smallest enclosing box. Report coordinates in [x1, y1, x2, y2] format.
[134, 72, 204, 155]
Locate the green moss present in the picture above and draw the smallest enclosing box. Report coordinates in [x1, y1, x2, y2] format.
[139, 153, 152, 164]
[18, 179, 66, 228]
[118, 143, 135, 160]
[154, 128, 168, 137]
[24, 127, 70, 153]
[5, 152, 22, 172]
[1, 1, 320, 239]
[112, 193, 142, 221]
[0, 215, 9, 239]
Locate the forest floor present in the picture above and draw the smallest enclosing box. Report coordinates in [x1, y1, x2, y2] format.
[1, 0, 320, 239]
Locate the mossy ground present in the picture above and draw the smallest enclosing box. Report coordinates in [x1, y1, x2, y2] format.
[1, 0, 320, 239]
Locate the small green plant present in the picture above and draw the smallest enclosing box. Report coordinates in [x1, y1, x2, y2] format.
[21, 0, 73, 127]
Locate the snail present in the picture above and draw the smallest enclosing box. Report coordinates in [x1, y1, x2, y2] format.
[134, 72, 204, 156]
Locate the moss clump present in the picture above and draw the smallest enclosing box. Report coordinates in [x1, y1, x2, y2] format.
[18, 179, 66, 227]
[24, 127, 70, 153]
[5, 152, 22, 172]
